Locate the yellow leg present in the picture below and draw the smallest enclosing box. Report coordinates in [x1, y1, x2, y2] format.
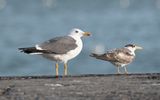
[55, 63, 59, 76]
[64, 63, 68, 76]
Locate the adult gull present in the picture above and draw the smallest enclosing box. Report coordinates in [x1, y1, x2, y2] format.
[19, 28, 91, 76]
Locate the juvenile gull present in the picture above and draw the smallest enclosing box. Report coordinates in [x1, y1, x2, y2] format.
[19, 28, 91, 76]
[90, 44, 142, 74]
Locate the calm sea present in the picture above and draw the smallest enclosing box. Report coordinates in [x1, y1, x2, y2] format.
[0, 0, 160, 76]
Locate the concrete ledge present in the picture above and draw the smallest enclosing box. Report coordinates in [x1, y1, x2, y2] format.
[0, 73, 160, 100]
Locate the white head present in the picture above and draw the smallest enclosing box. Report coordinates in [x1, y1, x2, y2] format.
[125, 44, 143, 52]
[68, 28, 91, 38]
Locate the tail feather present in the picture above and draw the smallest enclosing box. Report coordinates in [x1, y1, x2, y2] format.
[90, 53, 104, 59]
[18, 47, 41, 54]
[90, 53, 109, 61]
[90, 53, 101, 58]
[18, 47, 53, 54]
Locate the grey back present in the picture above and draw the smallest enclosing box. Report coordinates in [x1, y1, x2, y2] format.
[39, 36, 77, 54]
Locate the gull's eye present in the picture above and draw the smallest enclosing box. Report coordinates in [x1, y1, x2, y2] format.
[132, 45, 136, 48]
[75, 30, 79, 33]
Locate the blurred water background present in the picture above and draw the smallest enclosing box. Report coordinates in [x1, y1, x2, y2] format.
[0, 0, 160, 76]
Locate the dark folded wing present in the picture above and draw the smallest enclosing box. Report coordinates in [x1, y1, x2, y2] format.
[106, 48, 134, 64]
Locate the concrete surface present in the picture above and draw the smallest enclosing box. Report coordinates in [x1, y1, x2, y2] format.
[0, 73, 160, 100]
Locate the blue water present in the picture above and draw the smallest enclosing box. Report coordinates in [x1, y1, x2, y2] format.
[0, 0, 160, 76]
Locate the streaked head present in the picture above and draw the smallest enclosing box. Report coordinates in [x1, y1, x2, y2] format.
[69, 28, 91, 38]
[125, 44, 143, 51]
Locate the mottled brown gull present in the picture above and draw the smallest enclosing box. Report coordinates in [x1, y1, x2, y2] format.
[90, 44, 142, 74]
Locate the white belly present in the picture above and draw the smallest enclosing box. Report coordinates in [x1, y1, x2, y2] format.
[112, 62, 128, 67]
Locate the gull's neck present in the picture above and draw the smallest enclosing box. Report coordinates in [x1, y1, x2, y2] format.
[68, 34, 81, 40]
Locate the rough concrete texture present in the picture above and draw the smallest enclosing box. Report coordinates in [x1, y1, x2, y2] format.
[0, 73, 160, 100]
